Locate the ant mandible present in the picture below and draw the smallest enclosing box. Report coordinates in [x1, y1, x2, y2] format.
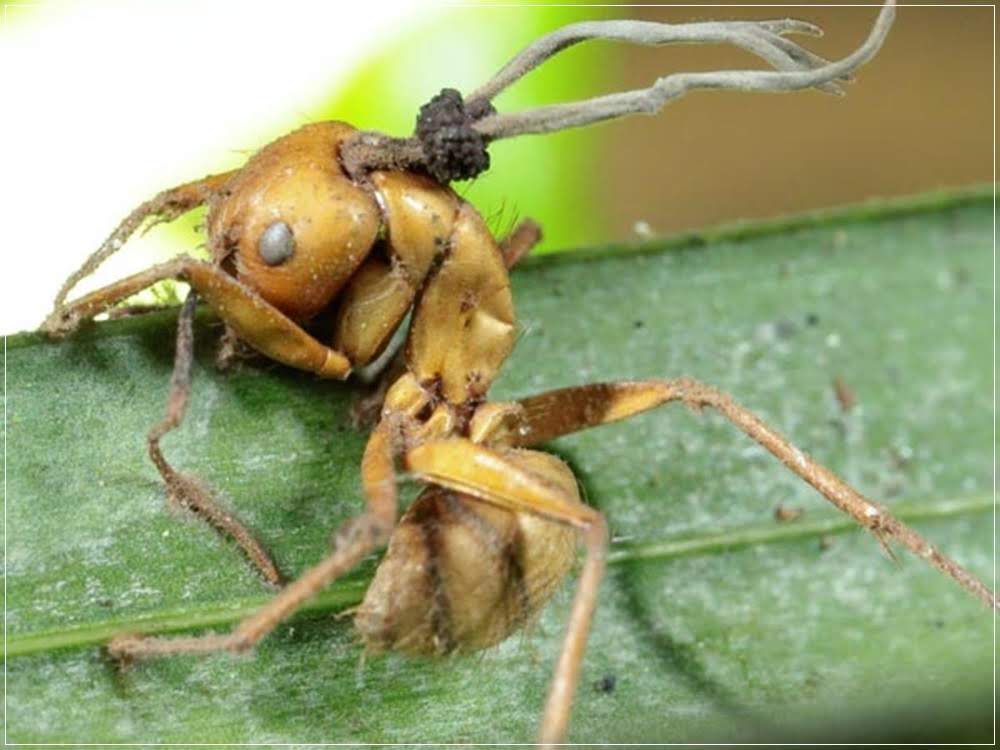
[40, 1, 996, 745]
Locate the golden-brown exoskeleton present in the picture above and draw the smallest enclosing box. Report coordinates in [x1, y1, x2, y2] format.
[354, 387, 580, 656]
[43, 121, 513, 385]
[355, 481, 578, 656]
[42, 118, 523, 587]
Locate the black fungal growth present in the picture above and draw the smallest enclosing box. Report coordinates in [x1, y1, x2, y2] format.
[415, 88, 495, 183]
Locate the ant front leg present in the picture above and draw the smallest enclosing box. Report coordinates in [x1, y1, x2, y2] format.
[511, 379, 999, 610]
[48, 170, 237, 322]
[42, 256, 351, 379]
[147, 290, 282, 585]
[109, 415, 399, 660]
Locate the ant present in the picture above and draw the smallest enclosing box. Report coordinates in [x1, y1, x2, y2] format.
[39, 1, 996, 744]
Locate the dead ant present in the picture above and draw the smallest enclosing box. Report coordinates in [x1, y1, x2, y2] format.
[40, 1, 996, 745]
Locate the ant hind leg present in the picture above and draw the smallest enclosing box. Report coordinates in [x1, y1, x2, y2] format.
[510, 378, 998, 610]
[499, 218, 542, 268]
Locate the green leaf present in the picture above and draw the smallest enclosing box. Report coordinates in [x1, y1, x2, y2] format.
[5, 188, 993, 743]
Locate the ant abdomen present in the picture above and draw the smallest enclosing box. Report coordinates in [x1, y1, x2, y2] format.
[356, 460, 578, 656]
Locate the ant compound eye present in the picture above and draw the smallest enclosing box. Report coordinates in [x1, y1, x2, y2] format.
[258, 221, 296, 266]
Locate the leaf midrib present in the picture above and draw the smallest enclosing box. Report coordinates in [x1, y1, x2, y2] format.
[7, 492, 990, 659]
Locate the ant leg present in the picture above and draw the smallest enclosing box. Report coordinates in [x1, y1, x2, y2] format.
[509, 379, 999, 610]
[104, 303, 181, 320]
[41, 256, 351, 379]
[499, 218, 543, 268]
[109, 416, 399, 660]
[404, 438, 608, 747]
[214, 323, 246, 372]
[215, 322, 274, 373]
[49, 170, 237, 316]
[147, 290, 282, 585]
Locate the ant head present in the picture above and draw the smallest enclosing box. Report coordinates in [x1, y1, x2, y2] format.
[208, 122, 380, 321]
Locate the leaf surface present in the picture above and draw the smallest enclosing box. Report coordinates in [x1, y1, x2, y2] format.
[5, 189, 994, 743]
